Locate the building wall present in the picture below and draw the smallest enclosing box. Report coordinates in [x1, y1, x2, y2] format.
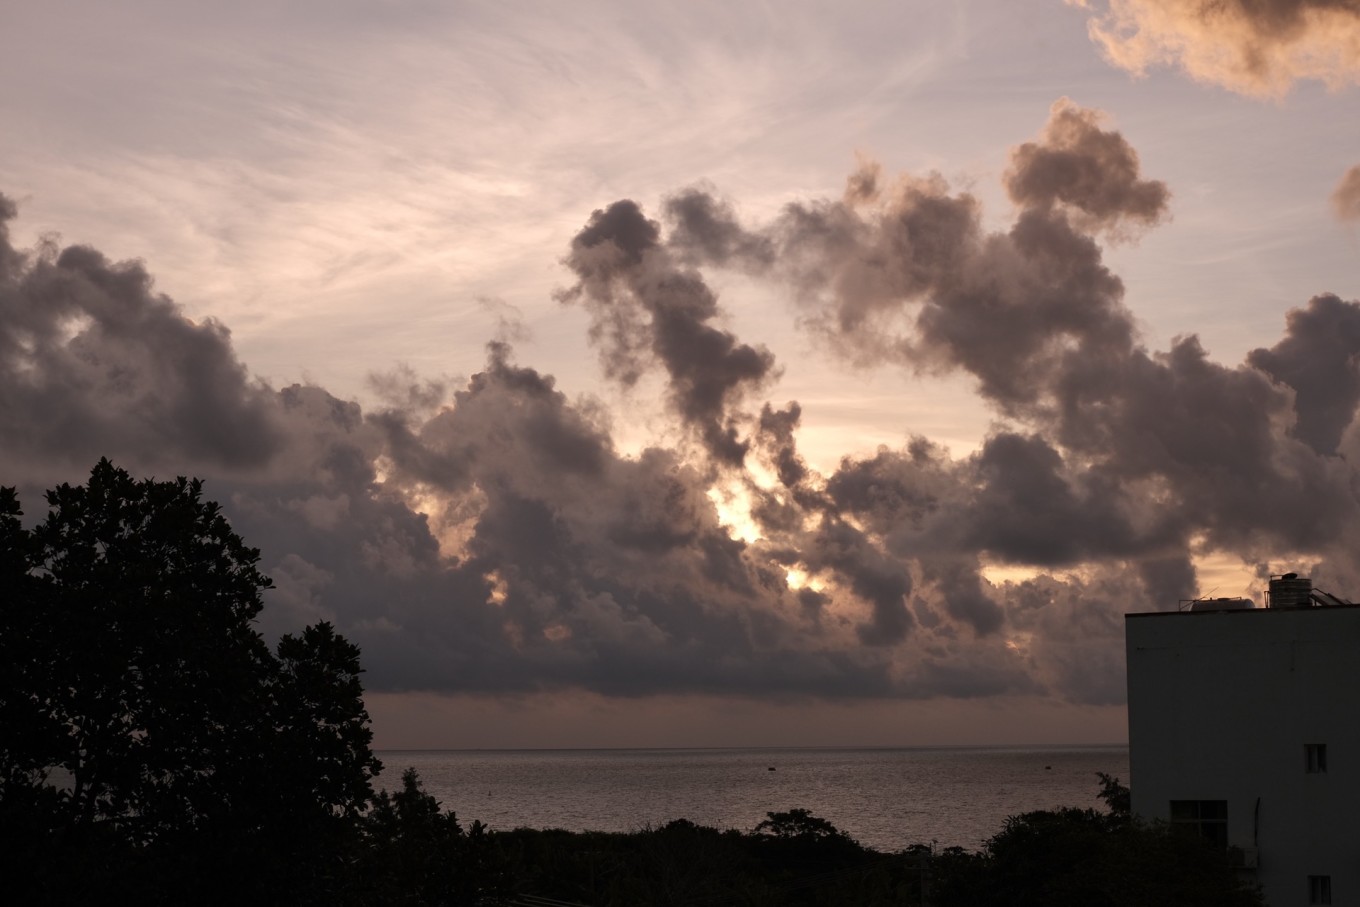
[1126, 606, 1360, 907]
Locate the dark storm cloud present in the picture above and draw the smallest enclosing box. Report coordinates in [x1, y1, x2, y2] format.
[659, 100, 1360, 580]
[1003, 570, 1139, 706]
[821, 432, 1175, 577]
[561, 200, 777, 465]
[1047, 335, 1358, 559]
[0, 195, 282, 479]
[160, 341, 912, 699]
[0, 194, 23, 279]
[964, 432, 1151, 566]
[754, 402, 809, 490]
[663, 101, 1144, 413]
[1004, 98, 1170, 238]
[1334, 165, 1360, 222]
[7, 98, 1359, 712]
[652, 100, 1360, 670]
[1248, 294, 1360, 456]
[802, 516, 915, 646]
[917, 559, 1005, 639]
[1073, 0, 1360, 97]
[0, 189, 926, 701]
[1136, 554, 1199, 608]
[665, 188, 776, 269]
[912, 207, 1136, 410]
[666, 172, 981, 367]
[369, 343, 931, 693]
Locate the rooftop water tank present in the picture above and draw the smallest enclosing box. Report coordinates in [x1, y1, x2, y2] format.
[1268, 573, 1312, 609]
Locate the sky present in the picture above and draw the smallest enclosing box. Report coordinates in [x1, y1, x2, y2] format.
[2, 0, 1358, 749]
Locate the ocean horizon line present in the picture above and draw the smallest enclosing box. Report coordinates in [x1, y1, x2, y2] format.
[375, 742, 1130, 754]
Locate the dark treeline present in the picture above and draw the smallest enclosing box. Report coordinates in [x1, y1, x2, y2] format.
[490, 785, 1264, 907]
[1, 463, 1262, 906]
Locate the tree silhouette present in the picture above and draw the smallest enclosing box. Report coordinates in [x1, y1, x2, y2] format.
[930, 806, 1264, 907]
[356, 767, 510, 906]
[0, 460, 381, 903]
[755, 808, 852, 842]
[1096, 771, 1131, 818]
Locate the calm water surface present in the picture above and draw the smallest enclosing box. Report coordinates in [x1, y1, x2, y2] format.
[377, 746, 1128, 852]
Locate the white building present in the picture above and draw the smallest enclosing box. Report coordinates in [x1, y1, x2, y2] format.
[1126, 577, 1360, 907]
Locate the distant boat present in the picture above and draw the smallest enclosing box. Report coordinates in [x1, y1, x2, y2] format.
[767, 766, 776, 771]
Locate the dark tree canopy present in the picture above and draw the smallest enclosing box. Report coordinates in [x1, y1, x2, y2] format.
[355, 767, 510, 906]
[0, 459, 381, 903]
[930, 805, 1264, 907]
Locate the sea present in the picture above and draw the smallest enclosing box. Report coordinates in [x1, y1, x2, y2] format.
[376, 745, 1129, 853]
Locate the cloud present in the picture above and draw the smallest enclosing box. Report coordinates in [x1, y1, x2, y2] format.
[1070, 0, 1360, 98]
[0, 193, 282, 480]
[1248, 293, 1360, 455]
[4, 100, 1359, 713]
[663, 101, 1148, 412]
[1004, 98, 1171, 239]
[560, 200, 777, 466]
[1333, 164, 1360, 221]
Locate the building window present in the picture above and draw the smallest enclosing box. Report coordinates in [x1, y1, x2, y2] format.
[1306, 744, 1328, 773]
[1309, 875, 1332, 905]
[1169, 800, 1228, 847]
